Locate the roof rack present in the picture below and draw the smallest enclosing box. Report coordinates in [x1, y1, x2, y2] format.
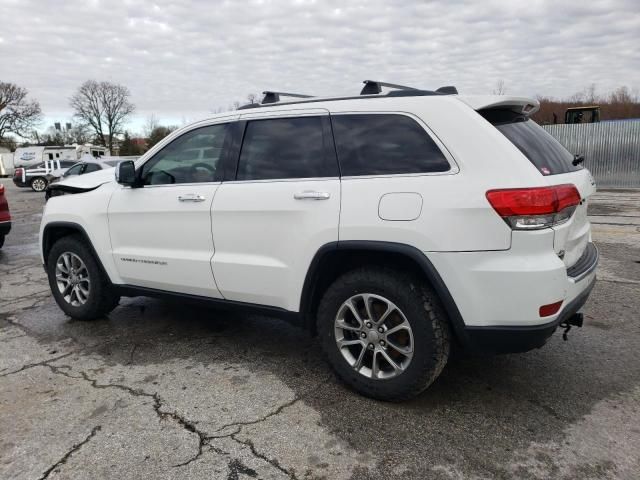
[360, 80, 418, 95]
[234, 81, 458, 110]
[361, 80, 458, 96]
[436, 85, 458, 94]
[262, 91, 314, 104]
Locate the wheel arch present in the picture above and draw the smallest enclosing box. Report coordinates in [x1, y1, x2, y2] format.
[300, 241, 469, 345]
[42, 221, 112, 284]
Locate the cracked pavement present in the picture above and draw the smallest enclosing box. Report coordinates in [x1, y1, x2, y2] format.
[1, 179, 639, 480]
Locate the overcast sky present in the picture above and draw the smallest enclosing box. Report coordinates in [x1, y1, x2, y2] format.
[1, 0, 639, 133]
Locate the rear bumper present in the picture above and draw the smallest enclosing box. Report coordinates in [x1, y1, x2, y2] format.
[463, 276, 595, 353]
[0, 220, 11, 236]
[427, 232, 599, 353]
[13, 178, 28, 188]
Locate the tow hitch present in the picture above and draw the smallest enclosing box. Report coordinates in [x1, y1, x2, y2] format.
[560, 313, 584, 341]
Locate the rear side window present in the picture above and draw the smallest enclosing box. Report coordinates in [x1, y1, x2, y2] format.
[331, 114, 450, 176]
[480, 109, 581, 175]
[83, 163, 101, 173]
[237, 117, 330, 180]
[64, 164, 84, 177]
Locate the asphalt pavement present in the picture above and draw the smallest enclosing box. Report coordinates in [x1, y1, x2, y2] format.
[1, 179, 639, 480]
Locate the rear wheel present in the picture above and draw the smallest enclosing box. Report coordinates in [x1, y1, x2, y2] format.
[47, 235, 120, 320]
[317, 267, 450, 401]
[30, 177, 48, 192]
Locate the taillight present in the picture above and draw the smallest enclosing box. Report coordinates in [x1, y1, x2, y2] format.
[486, 184, 581, 230]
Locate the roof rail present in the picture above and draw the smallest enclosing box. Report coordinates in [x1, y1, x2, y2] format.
[262, 91, 313, 104]
[360, 80, 418, 95]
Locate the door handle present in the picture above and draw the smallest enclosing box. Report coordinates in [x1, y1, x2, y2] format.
[178, 194, 206, 202]
[294, 191, 331, 200]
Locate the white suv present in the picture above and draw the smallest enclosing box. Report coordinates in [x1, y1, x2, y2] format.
[39, 81, 598, 400]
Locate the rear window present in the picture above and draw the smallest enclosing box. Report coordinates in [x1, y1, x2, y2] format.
[331, 114, 450, 176]
[480, 109, 581, 175]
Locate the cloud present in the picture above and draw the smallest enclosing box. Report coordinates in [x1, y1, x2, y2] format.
[1, 0, 638, 132]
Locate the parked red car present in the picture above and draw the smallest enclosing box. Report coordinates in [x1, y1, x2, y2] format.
[0, 184, 11, 248]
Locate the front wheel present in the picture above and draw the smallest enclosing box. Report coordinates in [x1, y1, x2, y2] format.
[30, 177, 48, 192]
[317, 267, 450, 401]
[47, 235, 120, 320]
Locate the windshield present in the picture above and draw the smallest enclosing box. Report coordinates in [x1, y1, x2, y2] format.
[480, 109, 582, 175]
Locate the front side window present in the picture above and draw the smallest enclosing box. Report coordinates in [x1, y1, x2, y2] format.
[236, 116, 328, 180]
[331, 114, 450, 176]
[141, 124, 229, 185]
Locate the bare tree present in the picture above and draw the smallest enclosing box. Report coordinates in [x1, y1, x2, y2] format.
[492, 80, 507, 95]
[147, 125, 178, 149]
[70, 80, 135, 153]
[0, 81, 42, 140]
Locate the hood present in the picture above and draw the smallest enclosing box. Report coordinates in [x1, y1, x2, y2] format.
[55, 167, 115, 189]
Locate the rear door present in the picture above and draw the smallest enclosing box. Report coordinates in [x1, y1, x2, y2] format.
[211, 109, 340, 311]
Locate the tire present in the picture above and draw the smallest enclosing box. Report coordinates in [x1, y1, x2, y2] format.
[30, 177, 48, 192]
[317, 267, 450, 401]
[47, 235, 120, 320]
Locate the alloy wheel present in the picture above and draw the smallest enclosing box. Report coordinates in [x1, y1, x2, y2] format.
[334, 293, 414, 380]
[32, 178, 47, 192]
[55, 252, 91, 306]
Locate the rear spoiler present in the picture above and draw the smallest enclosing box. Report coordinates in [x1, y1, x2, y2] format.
[456, 95, 540, 116]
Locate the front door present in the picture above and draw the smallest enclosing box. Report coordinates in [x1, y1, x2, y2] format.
[108, 120, 234, 297]
[211, 111, 341, 311]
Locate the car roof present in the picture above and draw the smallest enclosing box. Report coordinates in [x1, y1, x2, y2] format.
[191, 93, 539, 125]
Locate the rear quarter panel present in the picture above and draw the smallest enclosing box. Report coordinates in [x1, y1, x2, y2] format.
[332, 97, 546, 252]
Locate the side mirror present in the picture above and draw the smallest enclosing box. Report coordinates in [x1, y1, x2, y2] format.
[115, 160, 138, 186]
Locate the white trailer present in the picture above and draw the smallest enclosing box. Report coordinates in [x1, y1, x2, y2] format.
[76, 144, 110, 158]
[13, 146, 77, 169]
[0, 153, 14, 177]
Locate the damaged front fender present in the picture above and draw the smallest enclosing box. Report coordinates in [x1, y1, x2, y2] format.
[45, 169, 116, 201]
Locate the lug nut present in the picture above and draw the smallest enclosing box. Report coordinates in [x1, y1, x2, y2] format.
[366, 322, 373, 329]
[360, 332, 366, 338]
[368, 343, 374, 350]
[378, 327, 384, 333]
[380, 340, 386, 346]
